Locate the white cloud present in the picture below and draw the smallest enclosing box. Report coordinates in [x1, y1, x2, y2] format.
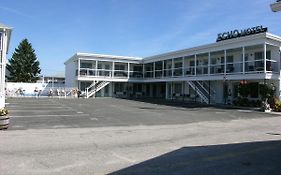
[0, 6, 33, 18]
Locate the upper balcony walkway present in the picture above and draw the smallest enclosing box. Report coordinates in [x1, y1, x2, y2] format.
[76, 43, 280, 82]
[77, 58, 279, 82]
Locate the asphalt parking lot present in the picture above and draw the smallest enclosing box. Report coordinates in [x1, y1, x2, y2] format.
[6, 97, 279, 130]
[1, 97, 280, 175]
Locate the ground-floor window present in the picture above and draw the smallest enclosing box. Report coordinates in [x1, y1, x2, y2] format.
[115, 83, 124, 93]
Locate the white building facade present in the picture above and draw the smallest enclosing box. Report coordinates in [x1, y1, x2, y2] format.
[0, 23, 12, 108]
[65, 28, 281, 104]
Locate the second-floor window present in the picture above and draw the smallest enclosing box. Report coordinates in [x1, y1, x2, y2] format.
[81, 63, 92, 68]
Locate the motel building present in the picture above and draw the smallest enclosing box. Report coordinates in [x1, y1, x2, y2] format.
[0, 23, 12, 108]
[65, 26, 281, 104]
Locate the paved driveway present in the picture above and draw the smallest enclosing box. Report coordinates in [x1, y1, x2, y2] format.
[2, 97, 281, 175]
[6, 97, 278, 130]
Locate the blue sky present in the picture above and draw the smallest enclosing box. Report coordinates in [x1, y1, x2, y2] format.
[0, 0, 280, 76]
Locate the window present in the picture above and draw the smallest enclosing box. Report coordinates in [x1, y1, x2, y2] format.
[190, 60, 195, 66]
[227, 56, 233, 63]
[174, 83, 182, 94]
[245, 54, 249, 61]
[133, 65, 142, 71]
[211, 58, 216, 64]
[266, 51, 271, 60]
[145, 63, 153, 71]
[203, 59, 208, 65]
[115, 83, 124, 92]
[255, 52, 263, 60]
[115, 64, 125, 70]
[104, 64, 110, 70]
[164, 60, 172, 69]
[174, 62, 182, 68]
[81, 63, 92, 68]
[155, 61, 163, 70]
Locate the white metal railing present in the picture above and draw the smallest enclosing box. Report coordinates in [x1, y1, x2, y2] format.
[86, 81, 110, 98]
[79, 68, 144, 79]
[78, 58, 279, 80]
[187, 81, 208, 104]
[195, 81, 216, 104]
[6, 87, 81, 98]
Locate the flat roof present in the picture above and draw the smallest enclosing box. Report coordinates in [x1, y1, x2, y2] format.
[143, 32, 281, 61]
[65, 32, 281, 64]
[64, 52, 142, 64]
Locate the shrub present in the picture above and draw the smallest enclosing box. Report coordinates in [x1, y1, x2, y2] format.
[273, 100, 281, 112]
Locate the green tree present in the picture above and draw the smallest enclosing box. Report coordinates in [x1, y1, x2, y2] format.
[7, 39, 41, 82]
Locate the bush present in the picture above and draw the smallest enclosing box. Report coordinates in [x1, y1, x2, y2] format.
[233, 98, 261, 107]
[270, 97, 281, 112]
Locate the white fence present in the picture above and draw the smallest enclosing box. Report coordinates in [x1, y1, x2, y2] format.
[5, 82, 80, 98]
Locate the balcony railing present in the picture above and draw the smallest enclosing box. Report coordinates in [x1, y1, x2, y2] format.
[78, 68, 145, 79]
[78, 59, 279, 80]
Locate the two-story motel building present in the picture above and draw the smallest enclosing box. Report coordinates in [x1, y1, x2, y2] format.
[65, 27, 281, 104]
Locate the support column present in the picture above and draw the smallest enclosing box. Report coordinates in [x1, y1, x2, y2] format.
[224, 50, 227, 74]
[194, 55, 197, 76]
[172, 59, 174, 77]
[162, 60, 165, 78]
[78, 58, 80, 77]
[95, 60, 98, 76]
[208, 52, 211, 75]
[143, 63, 145, 79]
[182, 57, 184, 77]
[263, 43, 266, 73]
[242, 46, 245, 74]
[128, 62, 130, 79]
[112, 62, 115, 78]
[153, 62, 155, 79]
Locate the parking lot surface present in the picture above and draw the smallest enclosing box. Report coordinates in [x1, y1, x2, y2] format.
[5, 97, 278, 130]
[1, 97, 280, 175]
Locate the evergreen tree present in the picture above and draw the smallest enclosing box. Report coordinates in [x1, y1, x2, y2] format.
[7, 39, 41, 82]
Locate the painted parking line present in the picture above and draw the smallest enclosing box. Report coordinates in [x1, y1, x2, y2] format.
[8, 106, 71, 110]
[237, 110, 254, 113]
[10, 109, 76, 112]
[7, 104, 64, 107]
[90, 117, 98, 121]
[11, 114, 90, 118]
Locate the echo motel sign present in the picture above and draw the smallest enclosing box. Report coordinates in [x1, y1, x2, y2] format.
[216, 25, 268, 42]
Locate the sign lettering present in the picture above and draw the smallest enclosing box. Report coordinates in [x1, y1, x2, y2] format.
[216, 25, 268, 42]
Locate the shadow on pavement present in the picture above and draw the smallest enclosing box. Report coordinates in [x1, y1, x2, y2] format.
[108, 140, 281, 175]
[120, 97, 262, 111]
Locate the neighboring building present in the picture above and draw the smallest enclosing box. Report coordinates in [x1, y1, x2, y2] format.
[6, 74, 67, 98]
[37, 73, 65, 88]
[0, 23, 12, 108]
[65, 26, 281, 104]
